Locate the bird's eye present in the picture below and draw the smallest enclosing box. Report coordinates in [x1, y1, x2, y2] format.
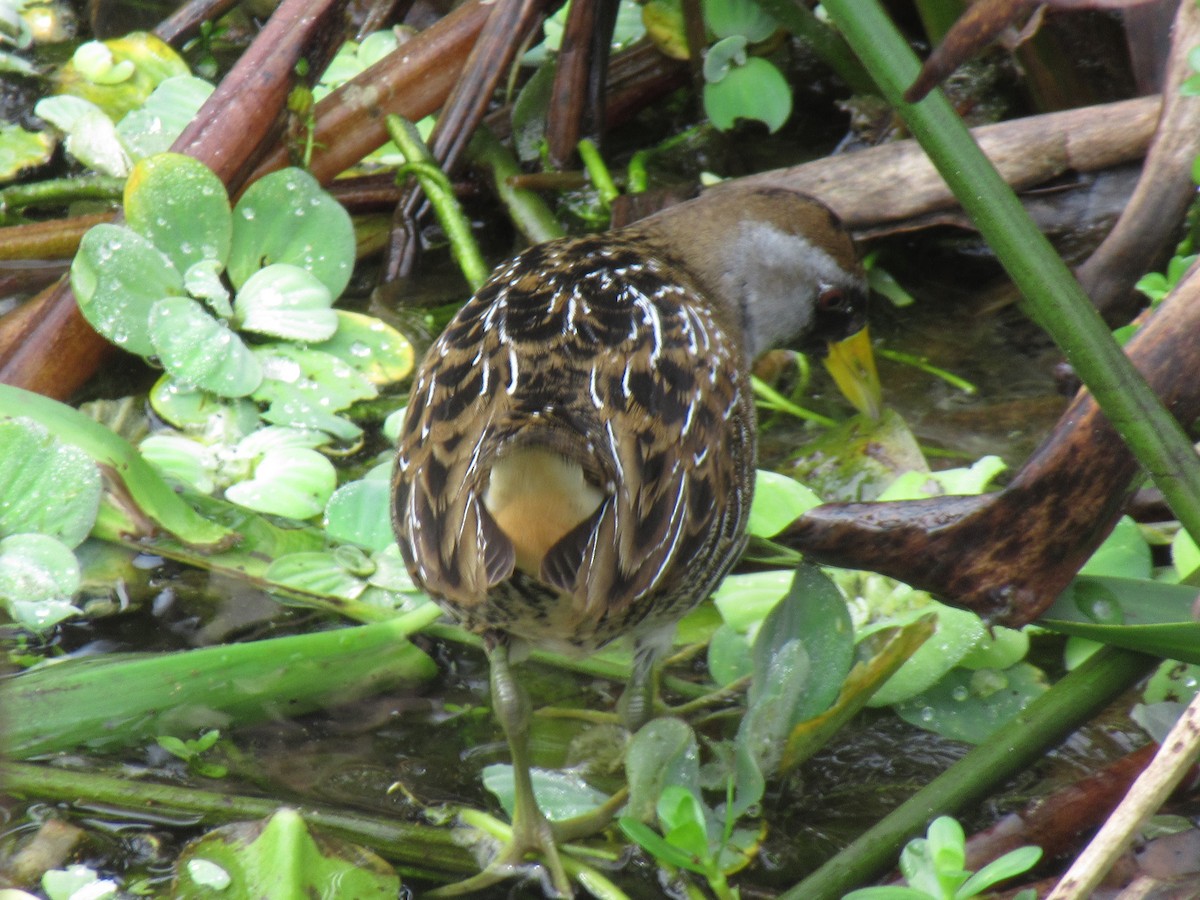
[817, 288, 847, 312]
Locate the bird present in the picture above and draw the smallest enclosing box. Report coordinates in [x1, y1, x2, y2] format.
[391, 184, 877, 896]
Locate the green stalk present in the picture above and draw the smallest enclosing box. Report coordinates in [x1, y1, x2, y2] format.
[821, 0, 1200, 546]
[781, 646, 1156, 898]
[0, 176, 125, 222]
[3, 606, 442, 758]
[578, 138, 620, 209]
[1, 761, 477, 880]
[468, 126, 565, 244]
[385, 115, 490, 290]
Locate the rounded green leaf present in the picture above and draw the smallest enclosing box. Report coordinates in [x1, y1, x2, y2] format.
[0, 122, 55, 180]
[310, 311, 414, 386]
[264, 551, 367, 599]
[234, 263, 337, 341]
[324, 477, 392, 551]
[149, 297, 262, 398]
[702, 0, 778, 42]
[0, 533, 82, 631]
[138, 434, 216, 493]
[0, 418, 101, 547]
[224, 448, 336, 519]
[124, 153, 232, 276]
[116, 75, 214, 161]
[149, 375, 260, 435]
[184, 259, 232, 319]
[54, 32, 189, 120]
[253, 344, 376, 441]
[703, 56, 792, 133]
[72, 223, 183, 356]
[229, 168, 355, 297]
[747, 469, 821, 538]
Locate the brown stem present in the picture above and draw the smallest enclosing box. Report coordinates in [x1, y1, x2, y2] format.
[545, 0, 618, 168]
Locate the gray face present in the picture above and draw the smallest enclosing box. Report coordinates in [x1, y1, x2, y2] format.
[722, 219, 868, 358]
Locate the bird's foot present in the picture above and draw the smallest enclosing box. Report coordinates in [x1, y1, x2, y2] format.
[429, 807, 572, 898]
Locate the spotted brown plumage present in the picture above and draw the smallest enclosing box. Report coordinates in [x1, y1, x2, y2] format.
[390, 185, 872, 896]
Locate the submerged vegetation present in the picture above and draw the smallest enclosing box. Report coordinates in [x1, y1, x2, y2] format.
[2, 0, 1200, 897]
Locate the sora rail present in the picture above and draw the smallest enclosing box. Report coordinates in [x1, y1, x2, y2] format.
[392, 185, 876, 895]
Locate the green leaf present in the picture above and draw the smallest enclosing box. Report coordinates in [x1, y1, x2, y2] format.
[1079, 516, 1151, 580]
[184, 259, 233, 319]
[746, 469, 821, 537]
[957, 845, 1042, 897]
[624, 718, 700, 823]
[703, 55, 792, 133]
[1041, 576, 1200, 664]
[72, 223, 183, 356]
[116, 75, 213, 160]
[253, 344, 376, 441]
[0, 385, 236, 550]
[229, 167, 355, 298]
[707, 623, 753, 687]
[34, 94, 131, 176]
[124, 152, 232, 275]
[234, 263, 337, 341]
[310, 310, 415, 386]
[702, 0, 778, 41]
[264, 551, 367, 600]
[0, 418, 101, 547]
[174, 809, 398, 899]
[481, 765, 610, 821]
[893, 663, 1049, 743]
[3, 614, 439, 756]
[54, 32, 189, 120]
[149, 296, 262, 398]
[619, 817, 704, 873]
[0, 122, 54, 180]
[138, 433, 215, 493]
[712, 569, 793, 631]
[0, 533, 81, 632]
[324, 466, 394, 551]
[224, 448, 337, 519]
[148, 375, 259, 435]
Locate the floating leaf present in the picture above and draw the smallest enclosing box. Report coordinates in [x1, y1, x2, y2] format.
[625, 718, 700, 823]
[149, 296, 262, 398]
[184, 259, 232, 319]
[35, 94, 131, 176]
[72, 223, 183, 356]
[702, 0, 778, 42]
[253, 344, 376, 441]
[0, 417, 101, 547]
[174, 810, 398, 900]
[0, 533, 81, 631]
[116, 74, 213, 160]
[124, 152, 232, 276]
[0, 122, 54, 180]
[482, 765, 610, 822]
[264, 551, 368, 599]
[0, 386, 235, 550]
[703, 55, 792, 133]
[234, 263, 337, 341]
[139, 433, 216, 493]
[229, 168, 355, 298]
[54, 32, 189, 120]
[310, 311, 414, 386]
[224, 448, 337, 520]
[893, 662, 1048, 743]
[148, 375, 259, 435]
[746, 469, 821, 538]
[325, 466, 393, 552]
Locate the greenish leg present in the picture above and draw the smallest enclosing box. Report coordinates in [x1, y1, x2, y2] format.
[431, 639, 571, 897]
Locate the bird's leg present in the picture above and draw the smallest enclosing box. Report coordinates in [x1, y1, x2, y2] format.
[617, 628, 673, 731]
[432, 638, 573, 897]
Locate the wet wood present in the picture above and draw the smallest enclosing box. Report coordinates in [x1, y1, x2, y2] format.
[154, 0, 243, 45]
[247, 0, 493, 187]
[545, 0, 618, 167]
[1076, 0, 1200, 320]
[0, 0, 351, 399]
[729, 95, 1160, 231]
[381, 0, 549, 281]
[782, 261, 1200, 625]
